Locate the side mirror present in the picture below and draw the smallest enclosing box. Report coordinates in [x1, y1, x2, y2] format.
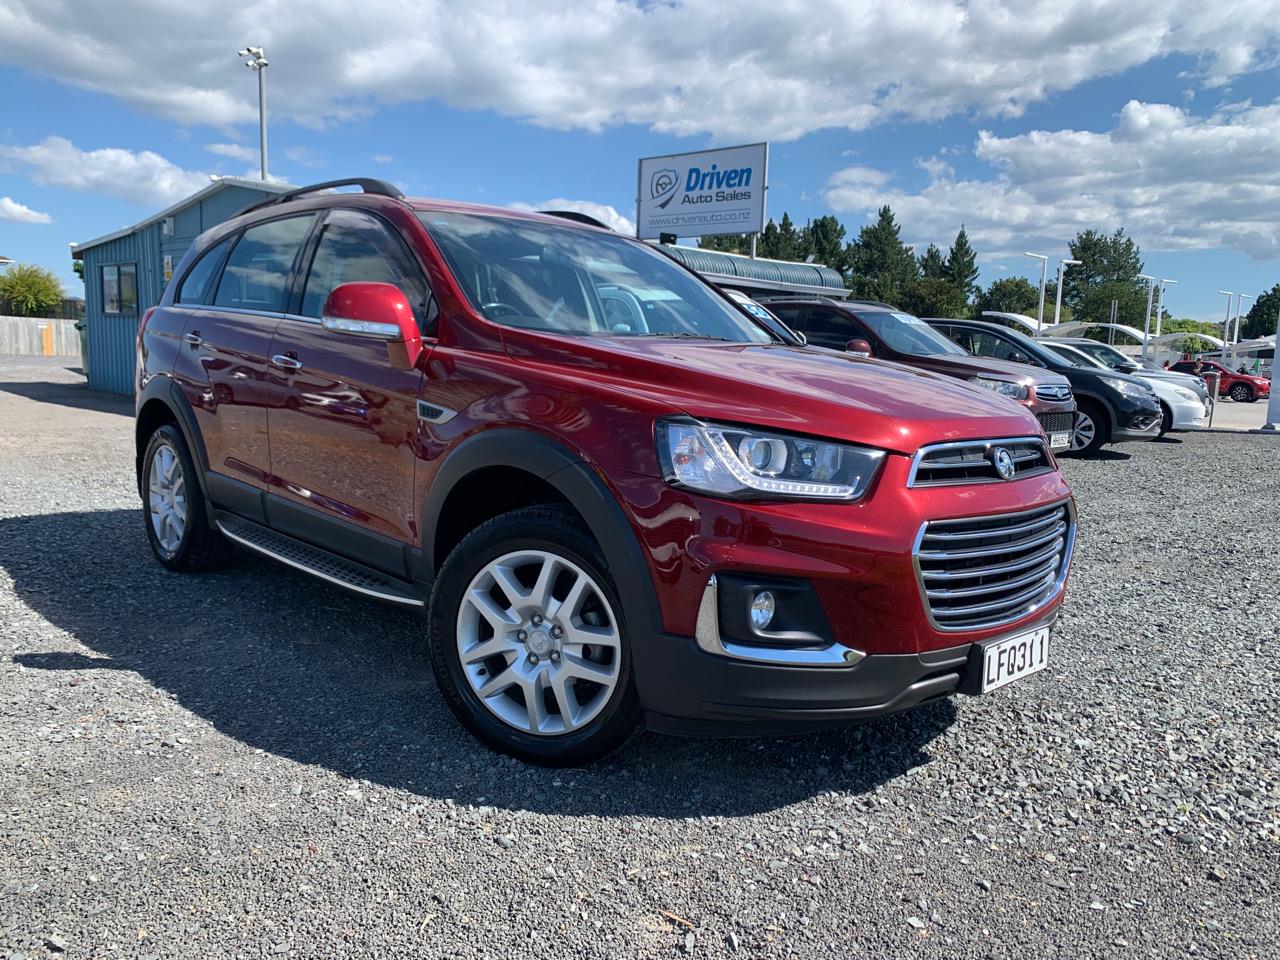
[845, 338, 873, 357]
[321, 282, 422, 369]
[1116, 361, 1140, 373]
[794, 330, 808, 346]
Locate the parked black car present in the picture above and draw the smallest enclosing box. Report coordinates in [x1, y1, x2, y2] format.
[927, 319, 1161, 456]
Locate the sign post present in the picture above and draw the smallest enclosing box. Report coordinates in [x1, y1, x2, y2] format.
[636, 143, 768, 244]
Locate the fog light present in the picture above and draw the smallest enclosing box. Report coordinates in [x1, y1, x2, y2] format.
[749, 590, 776, 630]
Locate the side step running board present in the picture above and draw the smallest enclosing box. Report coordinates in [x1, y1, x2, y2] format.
[216, 518, 425, 608]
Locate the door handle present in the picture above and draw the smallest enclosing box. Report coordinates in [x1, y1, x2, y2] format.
[184, 331, 203, 347]
[271, 354, 303, 371]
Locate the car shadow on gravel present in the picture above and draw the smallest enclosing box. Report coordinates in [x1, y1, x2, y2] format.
[0, 379, 132, 417]
[3, 508, 956, 818]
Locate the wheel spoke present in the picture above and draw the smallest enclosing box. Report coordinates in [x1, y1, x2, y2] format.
[528, 555, 559, 611]
[562, 653, 615, 684]
[465, 587, 520, 632]
[550, 673, 579, 731]
[476, 663, 522, 699]
[489, 561, 528, 608]
[525, 671, 551, 733]
[546, 570, 588, 623]
[563, 620, 618, 650]
[461, 635, 517, 665]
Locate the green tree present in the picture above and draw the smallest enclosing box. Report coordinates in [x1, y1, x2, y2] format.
[697, 234, 751, 254]
[0, 263, 64, 317]
[1063, 228, 1146, 325]
[800, 215, 848, 275]
[756, 220, 781, 258]
[917, 243, 947, 279]
[775, 212, 801, 262]
[975, 276, 1040, 318]
[901, 277, 966, 319]
[846, 205, 918, 303]
[944, 227, 979, 303]
[72, 260, 84, 281]
[1240, 284, 1280, 341]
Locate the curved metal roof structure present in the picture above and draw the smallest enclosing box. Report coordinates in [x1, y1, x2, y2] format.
[658, 244, 848, 297]
[1148, 331, 1225, 348]
[979, 311, 1042, 334]
[1041, 321, 1149, 342]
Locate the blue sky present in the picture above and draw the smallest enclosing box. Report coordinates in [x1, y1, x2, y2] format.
[3, 0, 1280, 326]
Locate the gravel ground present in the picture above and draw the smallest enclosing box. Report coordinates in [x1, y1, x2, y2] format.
[1, 356, 1277, 959]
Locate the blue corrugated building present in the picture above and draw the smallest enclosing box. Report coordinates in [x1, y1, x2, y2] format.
[658, 244, 848, 298]
[71, 177, 288, 394]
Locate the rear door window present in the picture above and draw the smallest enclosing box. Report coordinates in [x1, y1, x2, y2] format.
[213, 215, 315, 313]
[794, 307, 856, 350]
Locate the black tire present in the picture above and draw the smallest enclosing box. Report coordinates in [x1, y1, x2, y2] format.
[427, 505, 643, 766]
[140, 424, 226, 571]
[1230, 383, 1252, 403]
[1066, 400, 1109, 457]
[1159, 402, 1173, 436]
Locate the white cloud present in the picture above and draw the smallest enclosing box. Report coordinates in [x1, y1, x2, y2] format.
[0, 196, 52, 224]
[823, 98, 1280, 262]
[285, 146, 322, 168]
[206, 142, 257, 162]
[2, 1, 1279, 140]
[0, 136, 209, 205]
[510, 199, 635, 235]
[371, 154, 394, 164]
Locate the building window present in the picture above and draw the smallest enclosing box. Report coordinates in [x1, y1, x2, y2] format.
[102, 263, 138, 315]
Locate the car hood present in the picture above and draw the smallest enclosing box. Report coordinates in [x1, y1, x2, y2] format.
[506, 333, 1041, 455]
[911, 352, 1070, 386]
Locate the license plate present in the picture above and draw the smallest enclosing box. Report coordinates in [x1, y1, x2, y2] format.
[980, 627, 1050, 692]
[1049, 431, 1071, 450]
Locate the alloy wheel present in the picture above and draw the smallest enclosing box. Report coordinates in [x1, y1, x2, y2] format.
[147, 441, 188, 554]
[1071, 411, 1096, 452]
[455, 550, 621, 736]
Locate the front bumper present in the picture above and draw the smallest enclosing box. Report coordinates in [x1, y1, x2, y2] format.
[642, 612, 1058, 736]
[1112, 402, 1162, 441]
[1167, 395, 1209, 431]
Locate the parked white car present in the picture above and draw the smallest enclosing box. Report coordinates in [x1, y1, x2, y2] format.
[1044, 343, 1207, 435]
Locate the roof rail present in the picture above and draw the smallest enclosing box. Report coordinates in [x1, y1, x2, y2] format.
[753, 293, 843, 306]
[538, 209, 613, 230]
[249, 178, 406, 212]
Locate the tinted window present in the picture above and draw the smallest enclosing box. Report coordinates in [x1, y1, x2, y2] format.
[177, 238, 231, 305]
[302, 209, 433, 329]
[950, 328, 1034, 363]
[214, 216, 314, 313]
[418, 212, 773, 343]
[793, 307, 857, 349]
[102, 266, 120, 314]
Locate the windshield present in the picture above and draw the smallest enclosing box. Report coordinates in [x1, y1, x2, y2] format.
[417, 212, 774, 343]
[1072, 340, 1132, 368]
[859, 311, 967, 356]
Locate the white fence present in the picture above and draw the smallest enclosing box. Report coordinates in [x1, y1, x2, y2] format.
[0, 315, 81, 357]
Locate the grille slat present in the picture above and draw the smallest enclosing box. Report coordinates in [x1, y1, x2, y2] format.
[914, 502, 1074, 631]
[1036, 411, 1076, 436]
[909, 437, 1052, 487]
[1036, 385, 1073, 403]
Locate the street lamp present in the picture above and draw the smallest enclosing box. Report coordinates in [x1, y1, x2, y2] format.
[1024, 252, 1049, 333]
[1230, 294, 1254, 365]
[238, 46, 269, 180]
[1138, 275, 1156, 360]
[1152, 278, 1177, 338]
[1052, 258, 1082, 327]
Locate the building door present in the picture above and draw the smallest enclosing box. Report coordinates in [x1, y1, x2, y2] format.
[265, 208, 433, 570]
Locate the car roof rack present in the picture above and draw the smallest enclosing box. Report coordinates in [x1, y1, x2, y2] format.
[753, 293, 844, 306]
[538, 210, 613, 230]
[246, 178, 406, 214]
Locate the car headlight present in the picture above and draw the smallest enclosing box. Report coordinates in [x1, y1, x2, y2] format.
[1102, 376, 1153, 399]
[1173, 387, 1198, 402]
[656, 418, 885, 501]
[967, 376, 1029, 401]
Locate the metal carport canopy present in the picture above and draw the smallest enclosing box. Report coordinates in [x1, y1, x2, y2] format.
[1148, 331, 1225, 348]
[1040, 321, 1150, 342]
[655, 244, 849, 298]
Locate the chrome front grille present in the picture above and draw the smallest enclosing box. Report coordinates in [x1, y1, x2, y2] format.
[908, 437, 1052, 487]
[1036, 384, 1073, 402]
[913, 501, 1075, 631]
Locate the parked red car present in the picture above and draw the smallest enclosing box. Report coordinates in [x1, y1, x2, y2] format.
[1168, 359, 1270, 403]
[135, 179, 1076, 765]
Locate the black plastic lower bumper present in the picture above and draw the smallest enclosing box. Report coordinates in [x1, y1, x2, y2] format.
[636, 614, 1058, 737]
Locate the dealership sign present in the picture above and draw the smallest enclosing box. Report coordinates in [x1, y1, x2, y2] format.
[636, 142, 767, 240]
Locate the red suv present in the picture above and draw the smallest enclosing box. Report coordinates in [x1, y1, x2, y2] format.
[1168, 359, 1270, 403]
[135, 179, 1076, 765]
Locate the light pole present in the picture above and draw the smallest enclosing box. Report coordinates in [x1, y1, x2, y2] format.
[1152, 278, 1177, 338]
[1052, 258, 1081, 327]
[1230, 294, 1254, 366]
[1137, 275, 1156, 360]
[1024, 252, 1049, 333]
[238, 46, 269, 180]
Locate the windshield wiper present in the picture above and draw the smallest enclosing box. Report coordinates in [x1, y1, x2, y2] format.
[625, 332, 734, 341]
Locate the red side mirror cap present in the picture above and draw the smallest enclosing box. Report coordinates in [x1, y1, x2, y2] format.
[846, 338, 873, 357]
[320, 282, 422, 368]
